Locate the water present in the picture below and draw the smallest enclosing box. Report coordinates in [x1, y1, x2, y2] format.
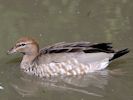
[0, 0, 133, 100]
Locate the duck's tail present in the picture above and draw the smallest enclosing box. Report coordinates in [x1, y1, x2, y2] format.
[110, 48, 129, 61]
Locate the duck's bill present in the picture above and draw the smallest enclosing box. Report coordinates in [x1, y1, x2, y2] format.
[7, 47, 17, 54]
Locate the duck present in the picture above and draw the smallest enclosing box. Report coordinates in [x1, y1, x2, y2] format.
[7, 37, 129, 78]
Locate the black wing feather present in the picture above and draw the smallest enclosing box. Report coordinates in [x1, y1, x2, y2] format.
[39, 42, 115, 55]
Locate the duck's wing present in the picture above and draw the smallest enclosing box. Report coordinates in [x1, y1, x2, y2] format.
[37, 42, 129, 72]
[39, 42, 114, 54]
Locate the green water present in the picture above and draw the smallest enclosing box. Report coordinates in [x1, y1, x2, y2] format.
[0, 0, 133, 100]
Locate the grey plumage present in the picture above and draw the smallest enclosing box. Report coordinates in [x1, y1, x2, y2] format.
[8, 37, 129, 77]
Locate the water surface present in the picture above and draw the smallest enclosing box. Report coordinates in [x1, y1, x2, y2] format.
[0, 0, 133, 100]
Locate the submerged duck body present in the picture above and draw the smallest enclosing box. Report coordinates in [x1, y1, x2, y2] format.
[8, 37, 129, 78]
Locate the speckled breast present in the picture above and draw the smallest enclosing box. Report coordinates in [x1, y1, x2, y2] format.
[21, 58, 109, 78]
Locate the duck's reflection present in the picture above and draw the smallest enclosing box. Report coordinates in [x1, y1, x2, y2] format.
[11, 69, 123, 97]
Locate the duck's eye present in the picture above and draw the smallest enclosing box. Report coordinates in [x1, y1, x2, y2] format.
[17, 44, 26, 47]
[21, 44, 26, 46]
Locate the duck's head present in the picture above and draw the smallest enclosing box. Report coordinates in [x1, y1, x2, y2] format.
[7, 37, 39, 56]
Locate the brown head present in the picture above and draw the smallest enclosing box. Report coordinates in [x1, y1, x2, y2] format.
[7, 37, 39, 56]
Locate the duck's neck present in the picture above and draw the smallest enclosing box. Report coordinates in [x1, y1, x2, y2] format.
[21, 53, 38, 69]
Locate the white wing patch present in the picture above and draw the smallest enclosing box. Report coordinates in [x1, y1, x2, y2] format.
[87, 58, 109, 72]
